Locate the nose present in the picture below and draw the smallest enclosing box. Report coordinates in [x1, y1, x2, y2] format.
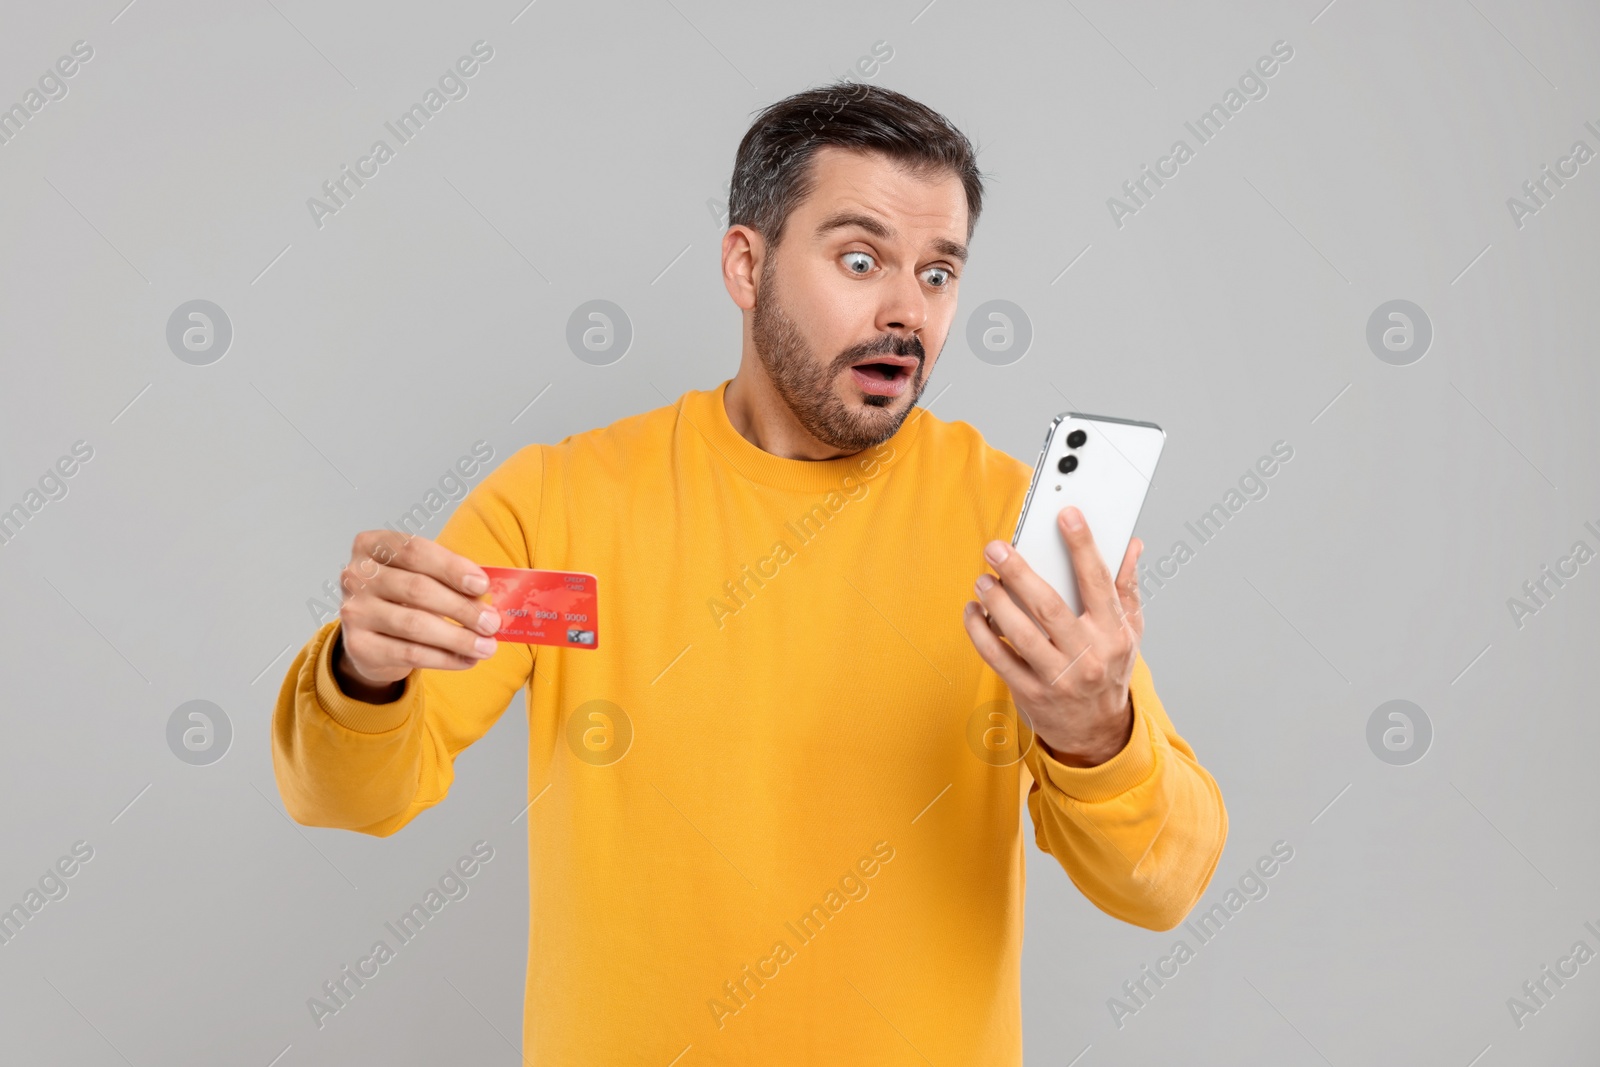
[877, 267, 928, 337]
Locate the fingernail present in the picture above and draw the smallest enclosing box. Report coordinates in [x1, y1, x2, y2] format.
[464, 573, 488, 594]
[474, 636, 498, 657]
[984, 540, 1010, 565]
[1062, 507, 1084, 531]
[976, 574, 996, 592]
[479, 609, 499, 634]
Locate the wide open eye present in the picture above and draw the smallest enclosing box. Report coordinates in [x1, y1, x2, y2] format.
[842, 251, 875, 275]
[922, 266, 953, 289]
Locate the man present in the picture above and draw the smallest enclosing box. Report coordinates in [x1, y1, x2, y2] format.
[272, 80, 1226, 1064]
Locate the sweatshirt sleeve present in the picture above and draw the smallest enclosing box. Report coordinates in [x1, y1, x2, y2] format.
[1021, 651, 1228, 931]
[270, 445, 544, 837]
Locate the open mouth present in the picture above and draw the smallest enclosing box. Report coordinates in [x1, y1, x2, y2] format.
[855, 361, 908, 380]
[847, 356, 918, 397]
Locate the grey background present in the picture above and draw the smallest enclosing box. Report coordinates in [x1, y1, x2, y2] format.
[1, 0, 1596, 1063]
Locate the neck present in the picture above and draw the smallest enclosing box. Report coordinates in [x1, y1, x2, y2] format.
[723, 350, 850, 462]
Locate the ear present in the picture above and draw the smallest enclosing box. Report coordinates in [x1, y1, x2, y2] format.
[722, 225, 764, 311]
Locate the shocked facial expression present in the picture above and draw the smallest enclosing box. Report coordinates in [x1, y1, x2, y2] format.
[750, 145, 970, 452]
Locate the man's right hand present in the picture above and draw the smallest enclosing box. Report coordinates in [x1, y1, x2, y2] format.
[331, 531, 501, 698]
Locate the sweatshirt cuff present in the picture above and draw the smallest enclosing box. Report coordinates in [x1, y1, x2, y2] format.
[1033, 686, 1157, 803]
[312, 621, 419, 734]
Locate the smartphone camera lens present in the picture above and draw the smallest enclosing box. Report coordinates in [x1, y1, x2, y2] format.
[1056, 454, 1078, 474]
[1066, 429, 1087, 449]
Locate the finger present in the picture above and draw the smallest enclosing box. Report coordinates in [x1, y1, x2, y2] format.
[1114, 537, 1145, 640]
[1058, 507, 1120, 621]
[344, 627, 484, 674]
[346, 595, 498, 662]
[983, 604, 1005, 640]
[355, 530, 490, 597]
[974, 570, 1070, 679]
[353, 528, 418, 573]
[348, 560, 500, 637]
[982, 538, 1087, 652]
[961, 601, 1035, 691]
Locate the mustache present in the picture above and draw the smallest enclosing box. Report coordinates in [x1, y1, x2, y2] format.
[834, 333, 924, 370]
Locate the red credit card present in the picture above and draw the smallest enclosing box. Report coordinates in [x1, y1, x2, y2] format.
[480, 567, 599, 649]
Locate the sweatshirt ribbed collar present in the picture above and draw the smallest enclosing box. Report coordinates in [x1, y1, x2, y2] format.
[679, 378, 928, 493]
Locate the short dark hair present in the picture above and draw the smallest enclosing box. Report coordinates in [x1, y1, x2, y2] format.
[727, 80, 985, 254]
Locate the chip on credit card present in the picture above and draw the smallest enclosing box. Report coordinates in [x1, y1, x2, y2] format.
[480, 567, 599, 649]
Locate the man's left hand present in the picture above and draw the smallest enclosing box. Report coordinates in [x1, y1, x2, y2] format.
[961, 506, 1143, 768]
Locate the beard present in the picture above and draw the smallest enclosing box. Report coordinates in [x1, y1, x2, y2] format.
[749, 255, 930, 453]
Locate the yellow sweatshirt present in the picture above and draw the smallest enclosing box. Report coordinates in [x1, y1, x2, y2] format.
[271, 379, 1227, 1065]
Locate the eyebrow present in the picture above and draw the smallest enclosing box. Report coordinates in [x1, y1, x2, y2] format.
[813, 210, 968, 264]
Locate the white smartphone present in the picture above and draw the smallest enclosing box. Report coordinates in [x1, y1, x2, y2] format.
[1007, 412, 1165, 625]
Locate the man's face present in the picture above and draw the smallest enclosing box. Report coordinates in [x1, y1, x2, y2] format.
[750, 146, 969, 452]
